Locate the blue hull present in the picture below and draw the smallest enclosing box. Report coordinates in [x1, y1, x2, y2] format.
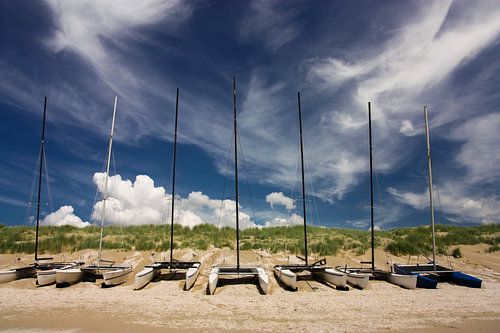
[450, 271, 482, 288]
[416, 274, 438, 289]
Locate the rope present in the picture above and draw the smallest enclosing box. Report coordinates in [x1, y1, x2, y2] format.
[236, 130, 257, 225]
[216, 130, 234, 228]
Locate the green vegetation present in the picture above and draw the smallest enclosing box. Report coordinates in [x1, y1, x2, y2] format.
[487, 245, 500, 253]
[0, 223, 498, 257]
[452, 247, 462, 258]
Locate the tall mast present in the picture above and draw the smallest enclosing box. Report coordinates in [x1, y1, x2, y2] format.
[297, 92, 308, 266]
[233, 76, 240, 270]
[34, 96, 48, 263]
[169, 88, 179, 263]
[424, 106, 437, 271]
[97, 97, 118, 268]
[368, 102, 375, 271]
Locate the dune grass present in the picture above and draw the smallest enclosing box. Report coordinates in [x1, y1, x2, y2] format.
[0, 223, 498, 257]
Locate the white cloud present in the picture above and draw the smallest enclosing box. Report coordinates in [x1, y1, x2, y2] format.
[387, 184, 500, 224]
[264, 213, 303, 227]
[239, 0, 300, 51]
[450, 112, 500, 184]
[310, 1, 500, 106]
[266, 192, 295, 210]
[43, 205, 90, 228]
[399, 120, 416, 136]
[45, 0, 192, 94]
[90, 173, 258, 229]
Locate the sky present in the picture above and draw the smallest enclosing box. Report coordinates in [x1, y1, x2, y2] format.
[0, 0, 499, 230]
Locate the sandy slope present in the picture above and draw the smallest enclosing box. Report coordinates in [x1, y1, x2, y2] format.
[1, 247, 499, 333]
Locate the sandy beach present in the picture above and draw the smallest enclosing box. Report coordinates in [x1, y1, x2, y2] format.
[1, 246, 499, 333]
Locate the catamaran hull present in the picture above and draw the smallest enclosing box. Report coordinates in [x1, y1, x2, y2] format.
[0, 270, 17, 284]
[134, 267, 158, 290]
[257, 267, 269, 294]
[273, 266, 297, 291]
[346, 272, 369, 289]
[185, 263, 201, 290]
[37, 269, 56, 286]
[103, 267, 133, 286]
[450, 272, 482, 288]
[388, 273, 417, 289]
[312, 268, 347, 288]
[56, 268, 82, 285]
[208, 267, 219, 295]
[0, 266, 36, 283]
[392, 264, 438, 289]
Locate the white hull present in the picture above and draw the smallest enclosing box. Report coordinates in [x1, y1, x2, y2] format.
[257, 267, 269, 294]
[0, 270, 17, 284]
[208, 266, 219, 295]
[56, 268, 82, 285]
[103, 267, 133, 286]
[346, 272, 370, 289]
[185, 263, 201, 290]
[134, 267, 158, 290]
[273, 266, 297, 291]
[388, 273, 417, 289]
[312, 268, 347, 288]
[37, 269, 56, 286]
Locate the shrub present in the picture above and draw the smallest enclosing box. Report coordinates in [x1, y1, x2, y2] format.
[452, 247, 462, 258]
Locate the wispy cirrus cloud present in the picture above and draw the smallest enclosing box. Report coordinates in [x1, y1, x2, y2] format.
[239, 0, 301, 51]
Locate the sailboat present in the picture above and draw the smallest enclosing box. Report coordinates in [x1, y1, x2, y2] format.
[274, 92, 347, 291]
[59, 97, 133, 287]
[207, 77, 269, 295]
[134, 88, 201, 290]
[0, 97, 80, 286]
[342, 102, 416, 289]
[393, 106, 482, 289]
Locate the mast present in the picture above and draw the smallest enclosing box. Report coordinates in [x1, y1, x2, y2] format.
[97, 97, 118, 268]
[424, 106, 437, 271]
[297, 92, 308, 266]
[34, 96, 48, 263]
[368, 102, 375, 271]
[169, 88, 179, 263]
[233, 76, 240, 270]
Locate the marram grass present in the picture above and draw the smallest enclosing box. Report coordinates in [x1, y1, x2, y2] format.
[0, 223, 498, 257]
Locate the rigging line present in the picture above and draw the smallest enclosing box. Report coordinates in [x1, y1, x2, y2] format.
[236, 130, 257, 225]
[18, 148, 42, 256]
[42, 147, 54, 215]
[304, 158, 321, 227]
[42, 147, 61, 252]
[111, 150, 125, 251]
[288, 153, 300, 227]
[217, 130, 234, 229]
[373, 159, 385, 230]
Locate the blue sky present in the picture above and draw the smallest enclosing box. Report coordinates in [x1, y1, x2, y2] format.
[0, 0, 499, 230]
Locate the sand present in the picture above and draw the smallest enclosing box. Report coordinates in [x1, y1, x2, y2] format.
[1, 246, 499, 333]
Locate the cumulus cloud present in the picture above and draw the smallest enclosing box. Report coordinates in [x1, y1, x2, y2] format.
[264, 213, 303, 227]
[91, 173, 258, 229]
[266, 192, 295, 210]
[42, 205, 90, 228]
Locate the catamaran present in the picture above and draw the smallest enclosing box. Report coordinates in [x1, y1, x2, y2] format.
[274, 92, 347, 291]
[337, 102, 416, 289]
[63, 97, 133, 287]
[0, 97, 81, 286]
[392, 106, 482, 289]
[207, 77, 269, 295]
[134, 88, 200, 290]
